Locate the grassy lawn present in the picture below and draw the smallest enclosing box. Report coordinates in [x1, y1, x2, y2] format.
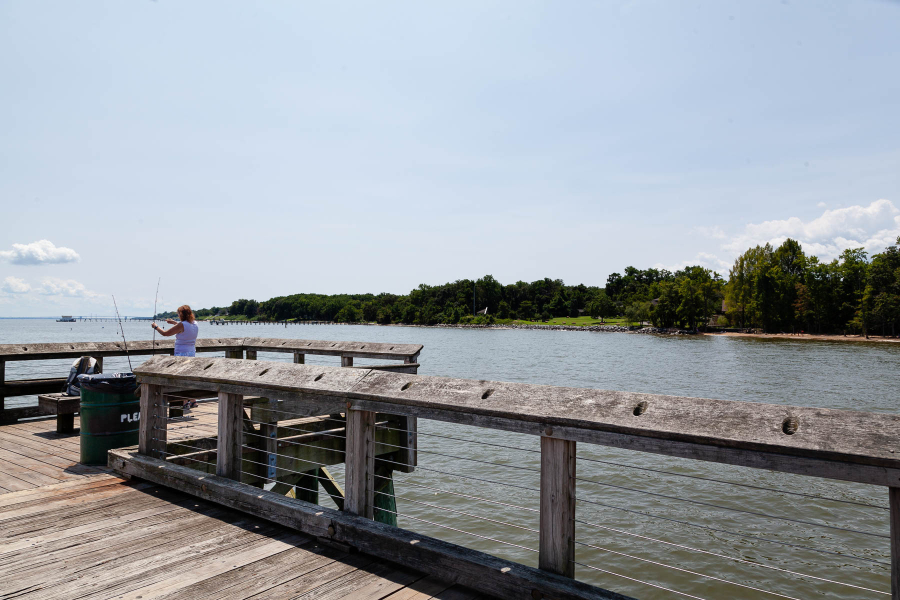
[508, 316, 629, 326]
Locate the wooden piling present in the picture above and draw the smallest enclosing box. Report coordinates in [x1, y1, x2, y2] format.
[345, 409, 375, 518]
[891, 487, 900, 600]
[138, 383, 166, 459]
[216, 392, 243, 480]
[539, 435, 576, 578]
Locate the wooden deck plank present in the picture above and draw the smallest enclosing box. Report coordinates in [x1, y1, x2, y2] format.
[0, 472, 34, 492]
[337, 566, 426, 600]
[103, 533, 312, 600]
[54, 522, 307, 600]
[291, 562, 415, 600]
[159, 543, 346, 600]
[381, 576, 455, 600]
[247, 553, 379, 599]
[0, 475, 120, 508]
[0, 448, 85, 483]
[0, 416, 498, 600]
[3, 509, 259, 596]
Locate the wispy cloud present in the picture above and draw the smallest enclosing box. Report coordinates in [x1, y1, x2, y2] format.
[661, 199, 900, 275]
[0, 240, 80, 265]
[38, 278, 101, 298]
[654, 252, 731, 274]
[723, 199, 900, 260]
[1, 276, 31, 294]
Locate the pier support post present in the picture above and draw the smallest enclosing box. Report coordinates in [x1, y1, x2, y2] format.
[94, 357, 103, 373]
[341, 356, 353, 367]
[345, 408, 375, 518]
[373, 463, 398, 526]
[539, 435, 576, 578]
[138, 384, 166, 460]
[293, 353, 305, 364]
[217, 392, 244, 481]
[891, 487, 900, 599]
[225, 350, 243, 360]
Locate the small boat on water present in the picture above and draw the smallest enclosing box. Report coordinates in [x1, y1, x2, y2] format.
[56, 315, 75, 322]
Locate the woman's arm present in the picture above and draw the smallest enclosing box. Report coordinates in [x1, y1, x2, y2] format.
[152, 322, 184, 337]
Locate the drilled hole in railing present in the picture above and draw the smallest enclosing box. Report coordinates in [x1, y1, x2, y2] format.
[203, 363, 214, 370]
[281, 341, 287, 345]
[360, 345, 365, 349]
[166, 360, 177, 367]
[389, 347, 394, 350]
[401, 382, 413, 391]
[331, 344, 336, 347]
[633, 401, 649, 416]
[782, 416, 799, 435]
[482, 388, 494, 400]
[314, 373, 324, 381]
[259, 368, 270, 376]
[22, 347, 27, 351]
[70, 345, 75, 349]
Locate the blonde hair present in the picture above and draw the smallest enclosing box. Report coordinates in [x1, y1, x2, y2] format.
[177, 305, 196, 323]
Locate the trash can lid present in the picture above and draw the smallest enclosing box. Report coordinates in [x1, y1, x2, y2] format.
[78, 372, 137, 393]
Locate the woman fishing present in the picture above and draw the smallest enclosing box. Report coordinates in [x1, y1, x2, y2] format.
[152, 304, 200, 356]
[152, 305, 200, 407]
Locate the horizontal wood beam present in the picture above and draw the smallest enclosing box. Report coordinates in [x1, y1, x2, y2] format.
[1, 378, 67, 397]
[0, 338, 422, 362]
[133, 357, 900, 486]
[109, 449, 631, 600]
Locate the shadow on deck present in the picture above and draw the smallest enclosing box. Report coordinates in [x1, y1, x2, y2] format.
[0, 417, 486, 600]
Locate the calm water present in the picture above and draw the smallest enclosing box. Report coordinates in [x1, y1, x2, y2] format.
[3, 319, 899, 599]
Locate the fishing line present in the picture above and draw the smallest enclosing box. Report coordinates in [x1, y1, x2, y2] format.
[152, 277, 160, 355]
[111, 295, 133, 371]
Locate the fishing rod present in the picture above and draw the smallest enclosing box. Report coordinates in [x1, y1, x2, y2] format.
[152, 277, 160, 356]
[111, 295, 133, 372]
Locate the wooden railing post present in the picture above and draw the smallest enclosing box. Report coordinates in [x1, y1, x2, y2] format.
[225, 350, 243, 359]
[217, 392, 243, 480]
[138, 383, 166, 459]
[539, 435, 576, 578]
[345, 408, 375, 518]
[341, 356, 353, 367]
[293, 352, 305, 364]
[94, 357, 103, 373]
[891, 487, 900, 600]
[245, 350, 257, 360]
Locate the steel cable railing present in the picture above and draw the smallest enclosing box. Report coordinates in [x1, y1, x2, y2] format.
[145, 388, 892, 599]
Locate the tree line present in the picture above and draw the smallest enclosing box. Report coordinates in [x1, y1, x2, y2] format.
[163, 236, 900, 336]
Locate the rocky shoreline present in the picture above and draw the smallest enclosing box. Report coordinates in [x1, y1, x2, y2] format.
[420, 323, 698, 335]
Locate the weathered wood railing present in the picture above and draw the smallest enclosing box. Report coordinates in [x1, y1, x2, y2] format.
[0, 338, 421, 423]
[110, 355, 900, 600]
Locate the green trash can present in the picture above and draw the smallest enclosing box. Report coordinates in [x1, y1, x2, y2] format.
[79, 372, 140, 465]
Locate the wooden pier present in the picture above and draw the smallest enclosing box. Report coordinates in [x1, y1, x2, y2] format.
[0, 337, 489, 599]
[0, 416, 485, 599]
[5, 336, 900, 598]
[0, 337, 421, 424]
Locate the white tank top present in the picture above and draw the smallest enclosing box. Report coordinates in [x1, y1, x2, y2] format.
[175, 320, 199, 355]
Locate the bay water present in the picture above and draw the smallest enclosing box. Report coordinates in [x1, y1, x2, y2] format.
[2, 319, 898, 598]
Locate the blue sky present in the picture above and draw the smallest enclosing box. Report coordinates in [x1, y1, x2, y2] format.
[1, 0, 899, 316]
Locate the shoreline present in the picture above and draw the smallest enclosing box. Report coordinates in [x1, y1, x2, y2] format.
[384, 322, 900, 343]
[193, 318, 900, 344]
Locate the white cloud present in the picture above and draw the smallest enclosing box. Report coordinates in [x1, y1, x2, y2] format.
[0, 240, 80, 265]
[654, 252, 731, 274]
[692, 225, 726, 240]
[38, 278, 101, 298]
[1, 276, 31, 294]
[722, 199, 900, 260]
